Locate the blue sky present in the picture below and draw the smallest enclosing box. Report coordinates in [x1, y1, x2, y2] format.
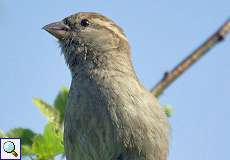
[0, 0, 229, 160]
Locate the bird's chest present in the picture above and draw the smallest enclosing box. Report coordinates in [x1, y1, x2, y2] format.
[64, 78, 121, 159]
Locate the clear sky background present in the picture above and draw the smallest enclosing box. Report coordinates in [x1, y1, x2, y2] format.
[0, 0, 229, 160]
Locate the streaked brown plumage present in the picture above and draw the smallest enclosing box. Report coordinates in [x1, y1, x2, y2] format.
[44, 12, 170, 160]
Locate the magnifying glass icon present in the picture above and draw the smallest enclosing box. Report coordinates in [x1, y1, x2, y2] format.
[3, 141, 18, 157]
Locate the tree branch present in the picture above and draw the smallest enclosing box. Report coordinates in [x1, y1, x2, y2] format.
[151, 18, 230, 97]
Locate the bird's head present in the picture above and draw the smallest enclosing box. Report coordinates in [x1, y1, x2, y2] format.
[43, 12, 131, 76]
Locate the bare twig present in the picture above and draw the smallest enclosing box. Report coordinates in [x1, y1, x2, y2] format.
[151, 18, 230, 97]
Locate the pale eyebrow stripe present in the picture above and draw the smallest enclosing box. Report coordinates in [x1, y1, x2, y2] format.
[93, 18, 128, 41]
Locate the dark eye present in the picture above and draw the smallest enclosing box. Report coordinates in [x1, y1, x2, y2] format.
[80, 19, 90, 27]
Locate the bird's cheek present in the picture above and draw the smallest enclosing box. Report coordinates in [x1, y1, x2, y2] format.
[97, 35, 120, 50]
[93, 34, 120, 49]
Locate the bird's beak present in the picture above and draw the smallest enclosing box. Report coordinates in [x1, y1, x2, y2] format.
[43, 21, 70, 40]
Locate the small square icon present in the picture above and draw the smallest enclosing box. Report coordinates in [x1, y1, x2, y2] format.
[0, 138, 21, 160]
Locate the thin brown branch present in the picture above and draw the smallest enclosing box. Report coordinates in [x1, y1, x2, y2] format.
[151, 18, 230, 97]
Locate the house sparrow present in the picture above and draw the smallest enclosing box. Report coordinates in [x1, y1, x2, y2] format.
[43, 12, 170, 160]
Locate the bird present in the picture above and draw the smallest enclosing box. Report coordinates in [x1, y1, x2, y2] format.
[43, 12, 170, 160]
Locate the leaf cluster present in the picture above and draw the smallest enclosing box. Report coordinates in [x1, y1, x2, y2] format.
[0, 87, 69, 160]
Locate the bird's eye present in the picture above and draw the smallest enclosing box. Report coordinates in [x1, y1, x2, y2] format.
[80, 19, 90, 27]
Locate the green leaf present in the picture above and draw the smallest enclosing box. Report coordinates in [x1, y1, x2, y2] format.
[33, 98, 60, 124]
[54, 87, 69, 124]
[0, 129, 6, 138]
[22, 145, 34, 156]
[6, 128, 36, 146]
[32, 123, 64, 159]
[163, 105, 173, 117]
[6, 128, 36, 156]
